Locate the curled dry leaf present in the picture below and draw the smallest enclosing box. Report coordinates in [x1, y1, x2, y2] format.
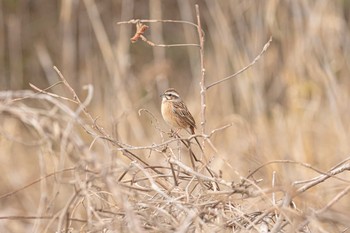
[130, 22, 149, 43]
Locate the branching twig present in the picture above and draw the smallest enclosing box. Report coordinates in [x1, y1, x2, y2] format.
[118, 19, 199, 47]
[297, 161, 350, 193]
[246, 159, 350, 185]
[29, 82, 77, 104]
[206, 36, 273, 90]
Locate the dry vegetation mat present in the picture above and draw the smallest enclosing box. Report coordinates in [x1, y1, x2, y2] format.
[1, 73, 350, 232]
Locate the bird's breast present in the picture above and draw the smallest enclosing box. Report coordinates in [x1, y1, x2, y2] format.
[161, 101, 178, 129]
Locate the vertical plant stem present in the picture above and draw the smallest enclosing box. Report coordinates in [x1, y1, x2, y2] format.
[195, 5, 206, 150]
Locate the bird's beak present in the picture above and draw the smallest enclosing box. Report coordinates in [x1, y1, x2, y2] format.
[160, 93, 164, 97]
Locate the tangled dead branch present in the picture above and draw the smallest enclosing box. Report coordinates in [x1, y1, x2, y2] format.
[0, 69, 350, 232]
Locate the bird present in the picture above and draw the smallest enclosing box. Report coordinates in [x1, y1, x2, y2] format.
[161, 88, 219, 189]
[160, 88, 202, 150]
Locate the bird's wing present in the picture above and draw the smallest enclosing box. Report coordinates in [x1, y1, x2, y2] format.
[173, 101, 196, 129]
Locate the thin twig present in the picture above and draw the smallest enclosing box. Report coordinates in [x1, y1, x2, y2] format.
[206, 36, 273, 90]
[119, 19, 200, 47]
[8, 81, 65, 103]
[0, 168, 75, 200]
[297, 161, 350, 193]
[316, 185, 350, 214]
[117, 19, 199, 28]
[246, 159, 350, 185]
[0, 215, 86, 222]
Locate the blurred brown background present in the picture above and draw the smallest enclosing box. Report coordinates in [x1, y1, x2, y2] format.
[1, 0, 350, 231]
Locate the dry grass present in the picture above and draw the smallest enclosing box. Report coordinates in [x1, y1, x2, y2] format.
[1, 1, 350, 232]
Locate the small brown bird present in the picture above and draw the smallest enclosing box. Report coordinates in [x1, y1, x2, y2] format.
[161, 88, 197, 134]
[160, 88, 202, 151]
[161, 88, 219, 186]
